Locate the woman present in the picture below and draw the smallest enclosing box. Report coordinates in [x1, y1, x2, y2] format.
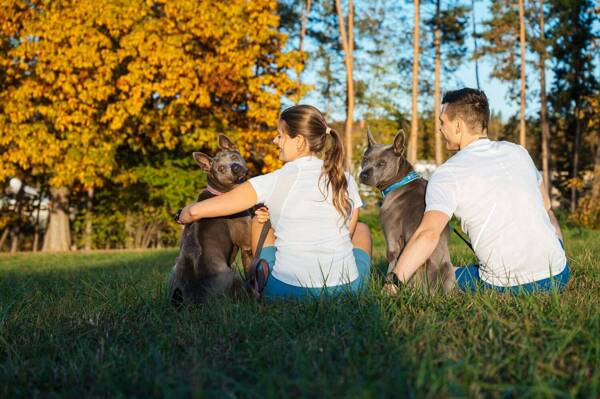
[177, 105, 371, 299]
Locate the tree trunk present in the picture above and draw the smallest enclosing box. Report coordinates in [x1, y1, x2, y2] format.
[10, 181, 26, 253]
[335, 0, 355, 170]
[84, 187, 94, 251]
[32, 184, 45, 252]
[10, 230, 19, 253]
[42, 187, 71, 252]
[591, 140, 600, 202]
[538, 0, 551, 194]
[471, 0, 481, 89]
[571, 104, 582, 212]
[0, 228, 8, 251]
[125, 212, 134, 249]
[408, 0, 420, 164]
[297, 0, 312, 89]
[434, 0, 442, 165]
[518, 0, 527, 148]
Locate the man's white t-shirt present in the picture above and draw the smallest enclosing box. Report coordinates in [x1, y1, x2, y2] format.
[249, 156, 363, 287]
[425, 139, 566, 287]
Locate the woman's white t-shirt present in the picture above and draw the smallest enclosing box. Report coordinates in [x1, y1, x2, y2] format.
[249, 156, 363, 288]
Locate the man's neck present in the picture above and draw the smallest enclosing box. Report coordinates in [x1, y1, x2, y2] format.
[460, 134, 488, 150]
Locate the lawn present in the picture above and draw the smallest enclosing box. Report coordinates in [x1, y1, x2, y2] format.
[0, 218, 598, 398]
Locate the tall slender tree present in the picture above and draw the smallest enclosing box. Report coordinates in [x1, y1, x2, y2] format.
[335, 0, 355, 169]
[433, 0, 442, 164]
[471, 0, 481, 89]
[428, 0, 467, 165]
[518, 0, 527, 148]
[536, 0, 551, 192]
[408, 0, 420, 164]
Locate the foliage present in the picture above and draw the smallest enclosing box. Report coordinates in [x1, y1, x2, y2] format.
[0, 0, 303, 249]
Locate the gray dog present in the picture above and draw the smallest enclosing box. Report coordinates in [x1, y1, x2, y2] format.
[167, 134, 253, 305]
[359, 129, 455, 293]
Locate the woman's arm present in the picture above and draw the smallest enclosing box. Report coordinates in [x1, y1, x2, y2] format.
[178, 181, 257, 224]
[348, 208, 359, 238]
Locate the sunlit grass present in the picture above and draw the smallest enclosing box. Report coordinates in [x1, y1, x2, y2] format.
[0, 224, 598, 397]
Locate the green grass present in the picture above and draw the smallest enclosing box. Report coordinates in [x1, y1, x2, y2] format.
[0, 224, 599, 398]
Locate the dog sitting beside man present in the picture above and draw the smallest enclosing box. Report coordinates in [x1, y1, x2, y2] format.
[170, 88, 568, 303]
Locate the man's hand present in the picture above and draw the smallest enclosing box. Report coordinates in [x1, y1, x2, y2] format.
[254, 206, 270, 224]
[382, 283, 399, 295]
[381, 271, 402, 295]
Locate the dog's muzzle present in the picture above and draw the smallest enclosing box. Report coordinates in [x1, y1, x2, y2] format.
[359, 168, 371, 183]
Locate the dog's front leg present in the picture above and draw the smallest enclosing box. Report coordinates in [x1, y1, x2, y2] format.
[241, 248, 254, 279]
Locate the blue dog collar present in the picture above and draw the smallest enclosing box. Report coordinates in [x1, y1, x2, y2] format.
[381, 171, 420, 197]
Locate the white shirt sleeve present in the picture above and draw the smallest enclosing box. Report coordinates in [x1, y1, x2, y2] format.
[346, 174, 364, 209]
[425, 167, 459, 218]
[516, 145, 543, 186]
[249, 169, 280, 204]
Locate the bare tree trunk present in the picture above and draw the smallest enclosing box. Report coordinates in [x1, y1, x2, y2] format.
[297, 0, 312, 89]
[10, 182, 26, 253]
[335, 0, 354, 170]
[434, 0, 442, 165]
[518, 0, 527, 148]
[141, 222, 157, 248]
[10, 231, 19, 253]
[125, 212, 134, 249]
[591, 141, 600, 202]
[32, 184, 45, 252]
[0, 228, 8, 251]
[42, 187, 71, 252]
[571, 104, 582, 212]
[538, 0, 551, 194]
[471, 0, 481, 90]
[408, 0, 420, 164]
[84, 187, 94, 251]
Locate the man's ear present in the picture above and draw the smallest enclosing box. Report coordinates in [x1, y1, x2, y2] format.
[193, 152, 212, 171]
[366, 126, 376, 148]
[393, 129, 406, 156]
[218, 134, 238, 152]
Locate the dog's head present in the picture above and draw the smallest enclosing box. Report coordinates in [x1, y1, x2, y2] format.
[193, 134, 249, 191]
[359, 128, 411, 189]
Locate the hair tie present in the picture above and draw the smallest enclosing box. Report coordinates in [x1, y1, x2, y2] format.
[325, 127, 331, 135]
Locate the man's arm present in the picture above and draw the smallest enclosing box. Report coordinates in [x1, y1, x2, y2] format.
[540, 182, 563, 241]
[388, 210, 450, 285]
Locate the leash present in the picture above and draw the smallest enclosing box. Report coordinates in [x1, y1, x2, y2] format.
[244, 219, 272, 298]
[449, 225, 475, 253]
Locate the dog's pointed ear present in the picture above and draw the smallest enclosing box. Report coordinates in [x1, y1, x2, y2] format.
[218, 134, 238, 152]
[393, 129, 406, 156]
[193, 152, 212, 171]
[366, 126, 376, 148]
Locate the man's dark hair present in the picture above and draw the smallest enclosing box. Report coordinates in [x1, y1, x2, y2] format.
[442, 88, 490, 134]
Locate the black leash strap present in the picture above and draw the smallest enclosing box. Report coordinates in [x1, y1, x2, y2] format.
[449, 225, 475, 253]
[249, 220, 271, 274]
[244, 220, 272, 297]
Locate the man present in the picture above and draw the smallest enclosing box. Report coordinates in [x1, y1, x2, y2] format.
[385, 88, 568, 293]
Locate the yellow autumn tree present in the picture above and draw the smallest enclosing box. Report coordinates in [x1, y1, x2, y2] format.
[0, 0, 304, 250]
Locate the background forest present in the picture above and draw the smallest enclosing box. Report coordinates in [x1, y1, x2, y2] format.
[1, 0, 598, 252]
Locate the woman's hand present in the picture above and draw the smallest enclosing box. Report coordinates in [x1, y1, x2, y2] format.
[254, 206, 270, 224]
[176, 204, 197, 225]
